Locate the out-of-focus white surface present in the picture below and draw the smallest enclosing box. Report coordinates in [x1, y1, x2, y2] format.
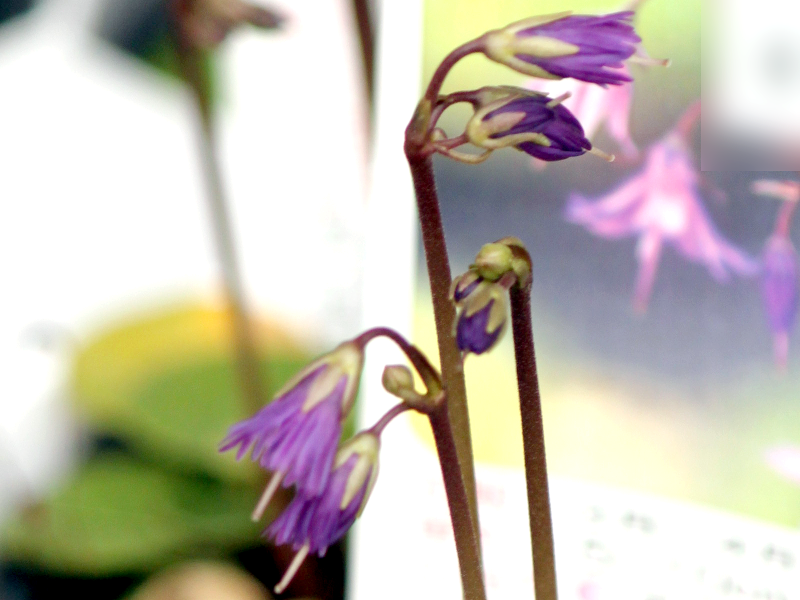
[703, 0, 800, 169]
[349, 0, 421, 597]
[0, 0, 367, 519]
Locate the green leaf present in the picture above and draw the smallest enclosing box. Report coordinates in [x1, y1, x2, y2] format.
[70, 305, 313, 483]
[1, 458, 271, 574]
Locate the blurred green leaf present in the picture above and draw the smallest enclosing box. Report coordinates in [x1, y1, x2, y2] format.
[70, 305, 313, 483]
[1, 457, 270, 574]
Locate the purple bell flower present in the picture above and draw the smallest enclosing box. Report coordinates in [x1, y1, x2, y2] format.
[219, 341, 363, 520]
[483, 11, 641, 86]
[268, 431, 380, 594]
[466, 90, 597, 162]
[454, 281, 509, 355]
[761, 235, 799, 369]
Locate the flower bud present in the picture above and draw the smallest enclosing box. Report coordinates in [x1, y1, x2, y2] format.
[466, 89, 593, 162]
[473, 243, 514, 281]
[455, 281, 509, 355]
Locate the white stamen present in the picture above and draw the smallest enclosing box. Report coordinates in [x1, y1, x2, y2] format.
[546, 92, 572, 108]
[629, 54, 671, 68]
[588, 147, 615, 162]
[252, 471, 283, 522]
[274, 544, 310, 594]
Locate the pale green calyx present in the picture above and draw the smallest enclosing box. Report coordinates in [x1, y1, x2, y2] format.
[473, 242, 514, 281]
[335, 433, 381, 515]
[482, 12, 576, 79]
[465, 94, 553, 151]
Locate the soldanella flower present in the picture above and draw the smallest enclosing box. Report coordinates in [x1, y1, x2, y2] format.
[219, 340, 364, 520]
[454, 280, 510, 355]
[268, 431, 381, 594]
[753, 179, 799, 368]
[566, 102, 757, 312]
[464, 89, 609, 163]
[482, 12, 641, 86]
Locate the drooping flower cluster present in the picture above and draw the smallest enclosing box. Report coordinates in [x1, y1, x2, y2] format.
[220, 329, 438, 594]
[566, 102, 757, 312]
[219, 340, 381, 592]
[420, 9, 664, 166]
[451, 238, 532, 356]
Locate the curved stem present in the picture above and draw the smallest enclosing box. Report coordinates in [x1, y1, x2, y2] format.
[423, 37, 486, 104]
[428, 401, 487, 600]
[404, 154, 482, 556]
[509, 285, 558, 600]
[356, 326, 442, 394]
[177, 44, 266, 415]
[370, 402, 412, 436]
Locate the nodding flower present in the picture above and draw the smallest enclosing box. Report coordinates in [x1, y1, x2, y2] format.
[219, 340, 364, 520]
[465, 89, 609, 162]
[482, 11, 641, 86]
[454, 280, 510, 356]
[268, 431, 381, 594]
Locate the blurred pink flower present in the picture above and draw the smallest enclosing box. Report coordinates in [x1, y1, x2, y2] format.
[566, 102, 757, 312]
[765, 444, 800, 485]
[527, 66, 637, 162]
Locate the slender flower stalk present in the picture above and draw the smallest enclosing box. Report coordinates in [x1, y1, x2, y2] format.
[509, 283, 558, 600]
[174, 4, 272, 415]
[402, 151, 482, 555]
[357, 328, 487, 600]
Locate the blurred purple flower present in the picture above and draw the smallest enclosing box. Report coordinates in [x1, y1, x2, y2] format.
[566, 104, 757, 312]
[753, 179, 800, 368]
[484, 12, 640, 86]
[219, 341, 363, 519]
[761, 235, 798, 368]
[268, 432, 380, 594]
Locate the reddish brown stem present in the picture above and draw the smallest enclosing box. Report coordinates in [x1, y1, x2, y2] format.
[509, 285, 558, 600]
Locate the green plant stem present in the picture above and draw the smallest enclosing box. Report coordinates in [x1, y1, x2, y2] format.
[178, 48, 266, 415]
[428, 402, 487, 600]
[404, 154, 481, 545]
[509, 285, 558, 600]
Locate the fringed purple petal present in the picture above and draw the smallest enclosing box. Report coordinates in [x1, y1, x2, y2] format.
[266, 455, 368, 556]
[220, 365, 347, 497]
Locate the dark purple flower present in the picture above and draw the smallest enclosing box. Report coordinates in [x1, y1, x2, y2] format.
[268, 432, 380, 594]
[454, 281, 508, 355]
[466, 91, 593, 162]
[219, 341, 363, 519]
[761, 234, 799, 368]
[484, 12, 640, 86]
